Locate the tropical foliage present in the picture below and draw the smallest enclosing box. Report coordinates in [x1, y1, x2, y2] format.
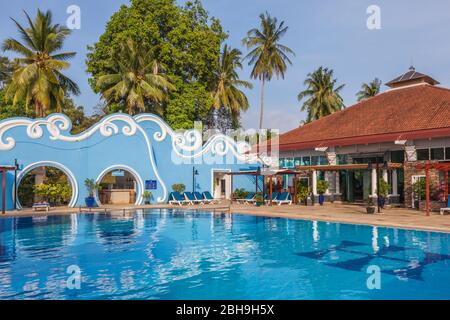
[96, 39, 175, 115]
[33, 183, 72, 204]
[316, 180, 330, 195]
[356, 78, 382, 101]
[2, 10, 79, 117]
[172, 183, 186, 193]
[86, 0, 229, 129]
[213, 44, 252, 127]
[298, 66, 345, 123]
[84, 178, 102, 197]
[242, 11, 294, 129]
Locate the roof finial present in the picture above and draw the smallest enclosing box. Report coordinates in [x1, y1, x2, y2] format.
[409, 65, 415, 71]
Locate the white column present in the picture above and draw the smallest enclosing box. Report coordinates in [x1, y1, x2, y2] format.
[382, 169, 388, 182]
[392, 169, 398, 196]
[335, 172, 340, 194]
[371, 169, 377, 197]
[325, 172, 331, 195]
[312, 170, 318, 195]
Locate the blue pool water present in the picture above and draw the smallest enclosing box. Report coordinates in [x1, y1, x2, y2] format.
[0, 210, 449, 300]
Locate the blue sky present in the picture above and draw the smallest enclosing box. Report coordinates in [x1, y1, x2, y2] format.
[1, 0, 449, 132]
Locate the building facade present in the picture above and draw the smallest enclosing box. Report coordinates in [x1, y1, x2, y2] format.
[0, 113, 264, 210]
[276, 68, 450, 208]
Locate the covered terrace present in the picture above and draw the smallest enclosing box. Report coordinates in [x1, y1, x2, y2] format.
[226, 162, 403, 206]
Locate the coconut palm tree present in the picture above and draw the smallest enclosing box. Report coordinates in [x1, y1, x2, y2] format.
[298, 66, 345, 123]
[213, 44, 253, 126]
[242, 12, 295, 129]
[2, 10, 79, 116]
[356, 78, 382, 101]
[97, 39, 175, 115]
[0, 56, 11, 87]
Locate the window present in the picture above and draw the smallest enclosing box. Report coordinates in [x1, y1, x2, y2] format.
[311, 156, 319, 165]
[446, 147, 450, 160]
[390, 150, 404, 163]
[294, 157, 302, 167]
[337, 154, 347, 165]
[430, 148, 444, 160]
[416, 149, 430, 161]
[319, 156, 328, 165]
[302, 156, 311, 166]
[285, 158, 294, 168]
[279, 158, 286, 168]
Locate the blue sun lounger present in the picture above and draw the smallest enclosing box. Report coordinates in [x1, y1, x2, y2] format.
[440, 197, 450, 215]
[236, 192, 255, 204]
[168, 192, 189, 206]
[202, 191, 219, 204]
[194, 192, 209, 204]
[273, 192, 292, 205]
[184, 192, 203, 205]
[265, 192, 279, 204]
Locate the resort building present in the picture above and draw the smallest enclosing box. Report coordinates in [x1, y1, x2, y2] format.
[276, 67, 450, 208]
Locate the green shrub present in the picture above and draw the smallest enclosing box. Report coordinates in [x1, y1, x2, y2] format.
[172, 183, 186, 193]
[296, 180, 309, 203]
[234, 188, 249, 199]
[143, 191, 153, 199]
[85, 179, 102, 197]
[316, 180, 329, 195]
[377, 179, 391, 198]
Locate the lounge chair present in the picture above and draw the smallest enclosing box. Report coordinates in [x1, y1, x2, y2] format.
[440, 198, 450, 215]
[265, 192, 279, 205]
[32, 202, 50, 212]
[273, 192, 292, 206]
[168, 192, 189, 206]
[236, 192, 255, 204]
[202, 191, 219, 204]
[194, 192, 208, 204]
[184, 192, 203, 205]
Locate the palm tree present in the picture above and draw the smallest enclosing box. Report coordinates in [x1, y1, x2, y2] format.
[213, 44, 253, 126]
[242, 12, 295, 129]
[298, 66, 345, 123]
[97, 39, 175, 115]
[2, 10, 80, 116]
[0, 56, 11, 87]
[356, 78, 382, 101]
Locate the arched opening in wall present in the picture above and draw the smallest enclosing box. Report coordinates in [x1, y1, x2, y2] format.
[17, 166, 73, 208]
[98, 169, 138, 205]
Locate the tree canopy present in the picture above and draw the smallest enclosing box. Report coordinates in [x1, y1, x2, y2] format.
[86, 0, 229, 129]
[298, 66, 345, 123]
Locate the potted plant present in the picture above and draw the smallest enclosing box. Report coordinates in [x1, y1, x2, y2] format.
[377, 179, 390, 209]
[316, 180, 329, 206]
[143, 191, 153, 204]
[84, 178, 101, 208]
[254, 193, 264, 206]
[366, 197, 376, 214]
[296, 183, 309, 205]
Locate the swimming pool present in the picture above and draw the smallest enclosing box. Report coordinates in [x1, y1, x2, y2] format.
[0, 210, 449, 300]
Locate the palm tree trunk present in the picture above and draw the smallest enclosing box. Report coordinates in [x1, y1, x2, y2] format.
[34, 100, 40, 118]
[259, 76, 265, 129]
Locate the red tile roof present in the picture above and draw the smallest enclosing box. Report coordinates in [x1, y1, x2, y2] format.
[278, 84, 450, 151]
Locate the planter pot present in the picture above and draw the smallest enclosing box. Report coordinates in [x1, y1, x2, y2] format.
[366, 206, 376, 214]
[318, 194, 325, 206]
[378, 197, 385, 209]
[85, 196, 96, 208]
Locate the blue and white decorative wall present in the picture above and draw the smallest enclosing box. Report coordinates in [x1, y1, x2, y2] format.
[0, 113, 265, 210]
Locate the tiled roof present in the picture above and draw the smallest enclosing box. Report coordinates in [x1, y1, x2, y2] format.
[278, 84, 450, 151]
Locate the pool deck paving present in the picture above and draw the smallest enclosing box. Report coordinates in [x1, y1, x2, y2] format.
[2, 202, 450, 233]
